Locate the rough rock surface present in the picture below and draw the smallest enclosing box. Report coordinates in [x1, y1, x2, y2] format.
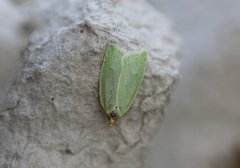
[0, 0, 180, 168]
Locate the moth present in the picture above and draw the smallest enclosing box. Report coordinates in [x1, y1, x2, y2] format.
[99, 43, 148, 126]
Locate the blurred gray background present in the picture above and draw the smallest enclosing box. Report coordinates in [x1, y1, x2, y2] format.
[146, 0, 240, 168]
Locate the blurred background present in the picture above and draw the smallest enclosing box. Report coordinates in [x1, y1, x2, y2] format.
[146, 0, 240, 168]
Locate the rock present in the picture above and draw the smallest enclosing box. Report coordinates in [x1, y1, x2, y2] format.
[0, 0, 180, 168]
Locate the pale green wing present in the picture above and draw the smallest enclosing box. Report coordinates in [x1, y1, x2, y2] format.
[116, 51, 148, 116]
[99, 44, 124, 114]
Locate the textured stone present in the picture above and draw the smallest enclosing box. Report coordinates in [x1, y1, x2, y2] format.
[0, 0, 180, 168]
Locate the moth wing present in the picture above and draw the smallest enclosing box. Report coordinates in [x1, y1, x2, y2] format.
[99, 44, 124, 114]
[116, 51, 148, 116]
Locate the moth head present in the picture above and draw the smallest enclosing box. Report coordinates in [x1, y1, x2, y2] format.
[108, 111, 118, 126]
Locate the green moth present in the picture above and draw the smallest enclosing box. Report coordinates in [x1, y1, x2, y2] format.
[99, 43, 148, 126]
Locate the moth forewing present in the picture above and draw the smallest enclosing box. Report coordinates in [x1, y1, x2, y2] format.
[99, 44, 124, 115]
[116, 51, 148, 117]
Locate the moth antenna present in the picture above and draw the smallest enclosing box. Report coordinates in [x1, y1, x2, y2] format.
[113, 124, 128, 145]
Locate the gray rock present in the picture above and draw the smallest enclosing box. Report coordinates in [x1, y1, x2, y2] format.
[0, 0, 180, 168]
